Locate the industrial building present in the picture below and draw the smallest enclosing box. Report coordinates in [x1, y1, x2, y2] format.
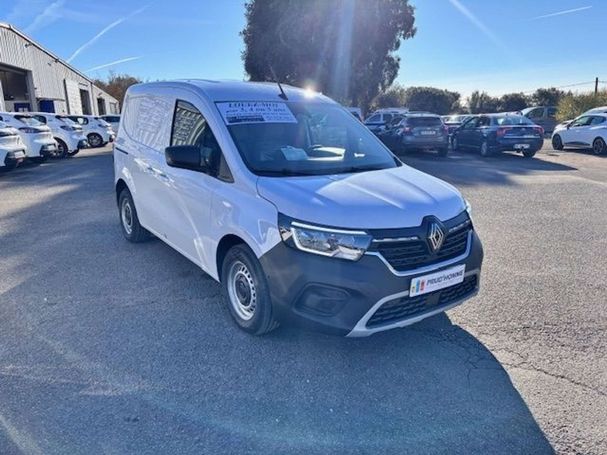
[0, 23, 119, 115]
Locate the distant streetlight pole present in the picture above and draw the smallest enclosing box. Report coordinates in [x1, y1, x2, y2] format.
[595, 77, 599, 95]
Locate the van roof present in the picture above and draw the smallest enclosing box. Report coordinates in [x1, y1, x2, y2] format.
[128, 80, 336, 104]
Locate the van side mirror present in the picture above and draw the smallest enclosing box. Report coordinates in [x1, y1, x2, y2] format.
[165, 145, 210, 172]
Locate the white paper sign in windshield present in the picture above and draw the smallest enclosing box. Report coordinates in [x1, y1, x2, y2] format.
[217, 102, 297, 125]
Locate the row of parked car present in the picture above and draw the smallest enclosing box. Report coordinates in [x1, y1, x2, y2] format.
[0, 113, 119, 172]
[359, 105, 607, 158]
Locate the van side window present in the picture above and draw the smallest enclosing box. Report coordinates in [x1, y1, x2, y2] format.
[171, 100, 233, 182]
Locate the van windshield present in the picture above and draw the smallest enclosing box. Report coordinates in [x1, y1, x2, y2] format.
[220, 102, 399, 176]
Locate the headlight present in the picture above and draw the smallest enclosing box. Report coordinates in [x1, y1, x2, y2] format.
[464, 199, 472, 217]
[279, 216, 372, 261]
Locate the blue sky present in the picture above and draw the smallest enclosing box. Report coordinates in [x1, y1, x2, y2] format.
[2, 0, 605, 98]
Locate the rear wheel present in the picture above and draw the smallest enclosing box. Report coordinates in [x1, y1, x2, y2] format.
[221, 244, 278, 335]
[479, 140, 490, 158]
[592, 137, 606, 155]
[53, 139, 68, 159]
[552, 134, 563, 150]
[523, 149, 537, 158]
[88, 133, 103, 148]
[118, 188, 151, 243]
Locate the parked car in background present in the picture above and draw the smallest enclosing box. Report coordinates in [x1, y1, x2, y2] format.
[68, 115, 115, 148]
[0, 112, 57, 162]
[452, 114, 543, 158]
[520, 106, 557, 134]
[346, 108, 363, 121]
[364, 108, 408, 134]
[0, 120, 27, 171]
[32, 113, 89, 158]
[581, 106, 607, 116]
[100, 114, 121, 131]
[551, 113, 607, 155]
[442, 115, 471, 135]
[114, 80, 482, 336]
[385, 114, 449, 156]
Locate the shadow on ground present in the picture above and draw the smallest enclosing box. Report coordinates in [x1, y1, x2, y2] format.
[0, 151, 554, 454]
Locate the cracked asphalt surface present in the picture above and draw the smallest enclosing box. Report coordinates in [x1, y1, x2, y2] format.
[0, 142, 605, 454]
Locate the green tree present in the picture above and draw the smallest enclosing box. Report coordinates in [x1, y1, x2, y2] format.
[93, 71, 141, 108]
[556, 90, 607, 121]
[370, 83, 407, 110]
[467, 91, 499, 114]
[401, 86, 460, 115]
[241, 0, 416, 110]
[498, 93, 528, 112]
[530, 87, 565, 107]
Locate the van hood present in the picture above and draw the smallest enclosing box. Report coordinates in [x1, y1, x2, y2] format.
[256, 165, 466, 229]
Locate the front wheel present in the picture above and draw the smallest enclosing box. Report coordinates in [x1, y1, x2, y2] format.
[592, 137, 606, 155]
[53, 139, 68, 159]
[88, 133, 104, 148]
[221, 244, 279, 335]
[552, 134, 563, 150]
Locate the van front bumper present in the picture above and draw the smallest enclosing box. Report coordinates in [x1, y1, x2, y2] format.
[259, 231, 483, 336]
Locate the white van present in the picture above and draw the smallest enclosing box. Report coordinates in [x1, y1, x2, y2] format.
[67, 115, 115, 148]
[31, 113, 89, 158]
[0, 112, 57, 162]
[114, 80, 483, 336]
[100, 114, 121, 132]
[0, 121, 27, 171]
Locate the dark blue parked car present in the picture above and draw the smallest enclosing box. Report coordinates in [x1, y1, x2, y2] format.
[452, 114, 544, 158]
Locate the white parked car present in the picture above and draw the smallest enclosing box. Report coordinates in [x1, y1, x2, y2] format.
[31, 113, 89, 158]
[114, 80, 483, 337]
[551, 113, 607, 155]
[67, 115, 115, 148]
[0, 112, 57, 162]
[0, 120, 27, 171]
[100, 114, 120, 132]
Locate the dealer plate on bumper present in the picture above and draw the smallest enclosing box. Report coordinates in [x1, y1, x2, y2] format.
[514, 143, 530, 150]
[409, 264, 466, 297]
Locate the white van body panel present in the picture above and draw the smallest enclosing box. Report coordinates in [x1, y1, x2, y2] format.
[115, 82, 282, 280]
[257, 166, 464, 229]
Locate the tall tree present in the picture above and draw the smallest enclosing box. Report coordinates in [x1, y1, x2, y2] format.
[498, 93, 528, 112]
[370, 83, 407, 110]
[93, 71, 142, 108]
[241, 0, 416, 110]
[401, 86, 460, 114]
[530, 87, 565, 107]
[467, 91, 499, 114]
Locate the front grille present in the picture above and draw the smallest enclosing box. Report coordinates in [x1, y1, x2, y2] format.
[371, 222, 471, 272]
[366, 274, 478, 328]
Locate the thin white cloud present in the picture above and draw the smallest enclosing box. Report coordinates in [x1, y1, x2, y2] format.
[531, 5, 592, 20]
[67, 5, 149, 63]
[85, 56, 142, 72]
[447, 0, 508, 52]
[23, 0, 66, 33]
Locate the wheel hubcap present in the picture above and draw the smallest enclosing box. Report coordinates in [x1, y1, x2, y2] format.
[121, 199, 133, 235]
[90, 135, 101, 147]
[227, 261, 257, 321]
[593, 140, 604, 154]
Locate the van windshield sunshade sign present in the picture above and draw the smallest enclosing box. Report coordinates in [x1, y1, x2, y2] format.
[217, 102, 297, 125]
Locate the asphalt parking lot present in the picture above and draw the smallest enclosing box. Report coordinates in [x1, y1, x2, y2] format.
[0, 143, 605, 454]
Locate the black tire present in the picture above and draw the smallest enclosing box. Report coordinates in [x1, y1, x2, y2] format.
[438, 147, 448, 157]
[221, 244, 279, 335]
[67, 149, 80, 157]
[118, 188, 151, 243]
[592, 137, 606, 155]
[552, 134, 563, 151]
[523, 149, 537, 158]
[53, 139, 68, 159]
[88, 133, 103, 148]
[479, 140, 491, 158]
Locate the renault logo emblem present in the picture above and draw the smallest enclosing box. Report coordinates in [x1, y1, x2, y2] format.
[428, 222, 445, 252]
